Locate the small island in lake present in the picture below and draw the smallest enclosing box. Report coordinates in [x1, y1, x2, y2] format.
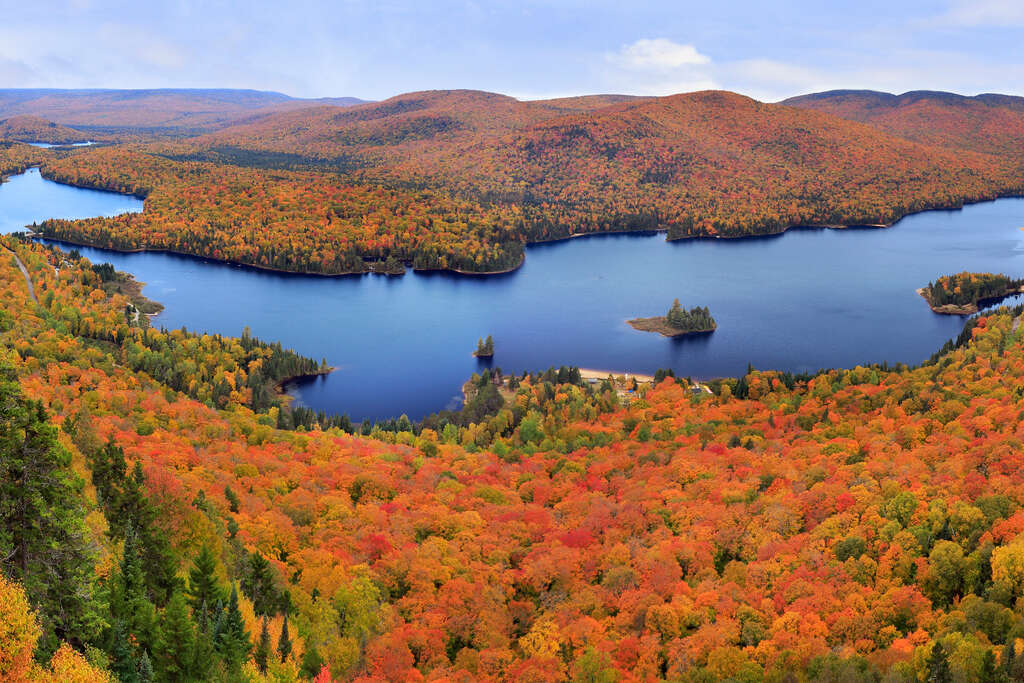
[628, 299, 717, 337]
[474, 335, 495, 357]
[918, 272, 1024, 315]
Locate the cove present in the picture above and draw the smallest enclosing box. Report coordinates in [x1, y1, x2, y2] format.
[5, 168, 1024, 422]
[0, 167, 142, 228]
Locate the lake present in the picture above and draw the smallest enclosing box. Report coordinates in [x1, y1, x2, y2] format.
[25, 141, 96, 149]
[4, 167, 1023, 421]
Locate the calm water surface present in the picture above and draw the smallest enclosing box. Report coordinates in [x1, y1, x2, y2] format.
[5, 168, 1023, 421]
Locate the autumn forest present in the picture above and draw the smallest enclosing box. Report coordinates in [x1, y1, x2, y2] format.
[3, 82, 1024, 683]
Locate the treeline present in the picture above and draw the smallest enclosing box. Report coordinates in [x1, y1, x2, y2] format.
[288, 365, 612, 451]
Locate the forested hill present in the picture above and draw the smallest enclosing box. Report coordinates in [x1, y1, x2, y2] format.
[0, 88, 369, 133]
[782, 89, 1024, 159]
[8, 232, 1024, 679]
[0, 115, 90, 144]
[185, 89, 1024, 241]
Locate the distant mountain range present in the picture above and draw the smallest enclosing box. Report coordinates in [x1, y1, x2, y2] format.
[0, 88, 370, 132]
[783, 89, 1024, 157]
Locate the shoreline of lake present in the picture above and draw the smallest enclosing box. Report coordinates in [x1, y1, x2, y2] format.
[916, 285, 1024, 315]
[627, 316, 717, 337]
[274, 366, 337, 404]
[27, 168, 1024, 279]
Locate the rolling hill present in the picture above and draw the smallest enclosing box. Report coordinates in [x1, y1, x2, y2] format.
[783, 89, 1024, 159]
[0, 114, 90, 144]
[184, 88, 1024, 237]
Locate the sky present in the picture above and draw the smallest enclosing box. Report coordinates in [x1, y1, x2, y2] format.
[0, 0, 1022, 102]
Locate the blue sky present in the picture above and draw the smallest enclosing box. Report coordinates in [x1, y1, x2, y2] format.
[1, 0, 1022, 101]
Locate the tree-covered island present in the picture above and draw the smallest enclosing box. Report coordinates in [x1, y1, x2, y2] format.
[628, 299, 717, 337]
[474, 334, 494, 357]
[919, 272, 1024, 315]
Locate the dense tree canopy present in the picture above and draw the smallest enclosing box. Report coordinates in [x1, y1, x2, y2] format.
[6, 233, 1024, 679]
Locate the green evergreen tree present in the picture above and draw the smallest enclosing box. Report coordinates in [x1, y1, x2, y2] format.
[110, 619, 140, 683]
[155, 591, 195, 681]
[189, 612, 216, 681]
[277, 613, 293, 662]
[0, 362, 98, 655]
[187, 545, 226, 615]
[666, 298, 684, 327]
[88, 439, 178, 605]
[138, 649, 154, 683]
[241, 551, 280, 616]
[108, 527, 159, 662]
[216, 584, 251, 672]
[224, 485, 240, 514]
[300, 645, 324, 679]
[254, 617, 272, 673]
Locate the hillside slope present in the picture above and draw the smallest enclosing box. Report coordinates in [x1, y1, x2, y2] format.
[0, 114, 90, 144]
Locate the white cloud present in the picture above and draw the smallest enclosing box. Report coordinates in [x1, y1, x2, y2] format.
[603, 38, 718, 96]
[611, 38, 710, 70]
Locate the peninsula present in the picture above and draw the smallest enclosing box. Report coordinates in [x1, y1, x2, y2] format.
[918, 272, 1024, 315]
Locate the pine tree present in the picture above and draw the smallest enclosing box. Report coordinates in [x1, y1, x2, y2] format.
[224, 485, 240, 514]
[137, 649, 154, 683]
[0, 363, 98, 655]
[155, 591, 194, 680]
[108, 527, 159, 661]
[186, 546, 226, 615]
[189, 613, 216, 681]
[216, 584, 251, 672]
[277, 613, 293, 662]
[242, 552, 280, 617]
[254, 618, 271, 673]
[666, 298, 684, 327]
[88, 439, 177, 605]
[109, 619, 139, 683]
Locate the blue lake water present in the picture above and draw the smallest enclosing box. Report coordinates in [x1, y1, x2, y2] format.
[25, 141, 96, 149]
[4, 168, 1024, 421]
